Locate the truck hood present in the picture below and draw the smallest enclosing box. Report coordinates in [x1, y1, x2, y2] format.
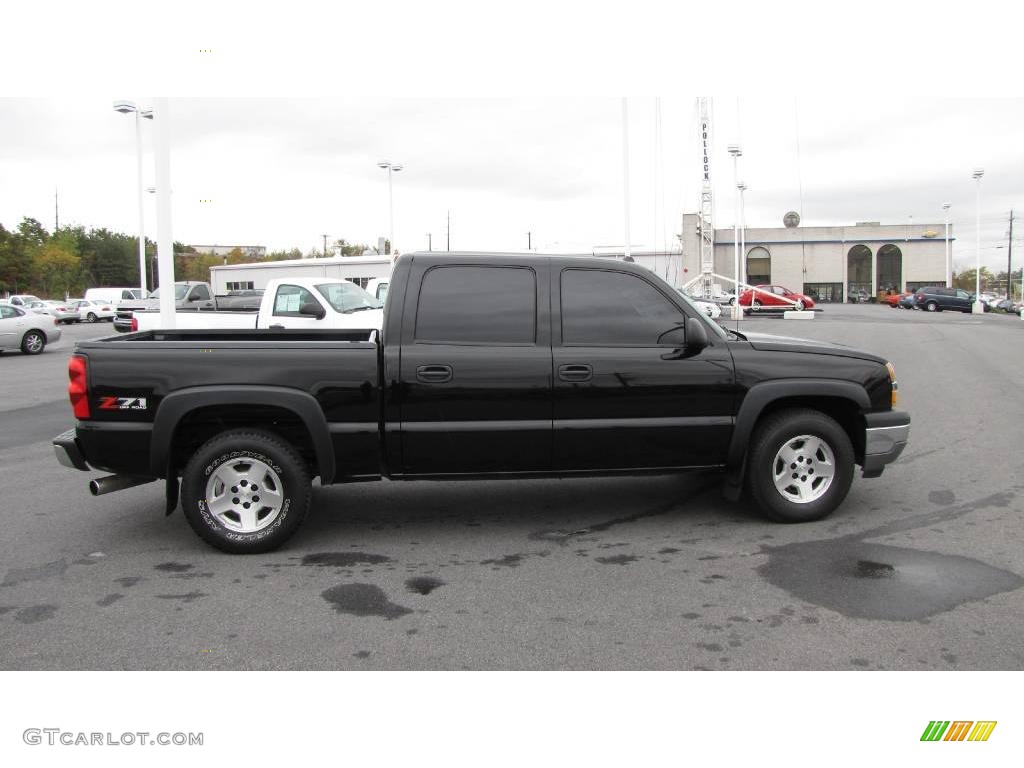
[739, 331, 887, 364]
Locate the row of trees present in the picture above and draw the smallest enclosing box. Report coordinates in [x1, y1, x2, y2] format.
[953, 266, 1023, 299]
[0, 217, 382, 298]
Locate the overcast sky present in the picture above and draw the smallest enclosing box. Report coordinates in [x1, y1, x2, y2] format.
[2, 96, 1023, 273]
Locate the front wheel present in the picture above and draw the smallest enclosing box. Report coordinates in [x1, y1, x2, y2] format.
[745, 408, 854, 523]
[21, 331, 45, 355]
[180, 429, 312, 553]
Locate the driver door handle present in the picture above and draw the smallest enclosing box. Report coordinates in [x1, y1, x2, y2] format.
[558, 364, 593, 382]
[416, 364, 453, 383]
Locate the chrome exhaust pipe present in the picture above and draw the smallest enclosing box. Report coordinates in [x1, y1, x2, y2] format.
[89, 475, 156, 496]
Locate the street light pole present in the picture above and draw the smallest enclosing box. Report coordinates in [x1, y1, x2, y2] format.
[377, 160, 403, 254]
[427, 233, 432, 252]
[942, 202, 952, 287]
[728, 145, 742, 318]
[738, 181, 747, 296]
[114, 100, 153, 296]
[972, 169, 985, 313]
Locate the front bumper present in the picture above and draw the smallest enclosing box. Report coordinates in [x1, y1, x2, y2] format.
[861, 410, 910, 478]
[53, 428, 91, 472]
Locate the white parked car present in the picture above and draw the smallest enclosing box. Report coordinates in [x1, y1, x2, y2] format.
[0, 304, 62, 354]
[678, 289, 722, 319]
[71, 299, 116, 323]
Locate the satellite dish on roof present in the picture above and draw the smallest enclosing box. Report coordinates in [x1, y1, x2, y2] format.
[783, 211, 801, 228]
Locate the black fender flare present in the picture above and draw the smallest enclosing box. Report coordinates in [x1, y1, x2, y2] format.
[722, 379, 869, 498]
[150, 385, 335, 483]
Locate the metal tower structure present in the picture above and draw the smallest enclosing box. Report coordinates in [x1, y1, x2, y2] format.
[697, 97, 715, 298]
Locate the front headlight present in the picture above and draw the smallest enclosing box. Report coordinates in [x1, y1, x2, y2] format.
[886, 361, 898, 407]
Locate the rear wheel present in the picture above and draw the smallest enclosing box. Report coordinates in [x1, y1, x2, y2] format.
[925, 301, 938, 312]
[745, 408, 854, 523]
[793, 299, 805, 311]
[180, 429, 312, 554]
[86, 312, 97, 323]
[21, 330, 45, 355]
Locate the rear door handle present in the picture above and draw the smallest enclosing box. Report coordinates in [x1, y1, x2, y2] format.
[416, 364, 453, 383]
[558, 364, 593, 382]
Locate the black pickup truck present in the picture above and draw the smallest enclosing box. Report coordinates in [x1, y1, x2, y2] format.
[54, 252, 910, 553]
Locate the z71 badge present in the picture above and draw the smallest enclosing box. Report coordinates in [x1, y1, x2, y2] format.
[98, 396, 148, 411]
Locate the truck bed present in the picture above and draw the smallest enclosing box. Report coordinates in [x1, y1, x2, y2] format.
[72, 328, 383, 481]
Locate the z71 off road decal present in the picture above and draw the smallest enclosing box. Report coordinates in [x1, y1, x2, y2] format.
[98, 396, 148, 411]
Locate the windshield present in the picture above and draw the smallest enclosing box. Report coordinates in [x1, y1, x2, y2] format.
[148, 285, 189, 300]
[315, 282, 383, 313]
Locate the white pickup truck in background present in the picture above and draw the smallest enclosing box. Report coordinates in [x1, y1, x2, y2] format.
[124, 277, 385, 333]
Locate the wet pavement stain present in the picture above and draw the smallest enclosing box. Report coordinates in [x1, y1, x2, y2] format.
[155, 591, 208, 603]
[761, 490, 1024, 621]
[302, 552, 391, 567]
[2, 559, 68, 587]
[480, 554, 525, 568]
[696, 642, 723, 652]
[96, 593, 124, 607]
[15, 604, 57, 623]
[353, 650, 371, 658]
[405, 577, 445, 595]
[658, 548, 681, 555]
[762, 540, 1023, 621]
[115, 577, 143, 588]
[321, 584, 412, 620]
[154, 562, 193, 573]
[928, 490, 956, 505]
[594, 554, 638, 565]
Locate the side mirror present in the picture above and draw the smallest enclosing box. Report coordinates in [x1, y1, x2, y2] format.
[658, 317, 709, 359]
[300, 301, 326, 319]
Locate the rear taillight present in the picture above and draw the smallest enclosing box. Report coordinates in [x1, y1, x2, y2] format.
[68, 354, 90, 419]
[53, 318, 58, 326]
[130, 316, 138, 332]
[102, 306, 111, 311]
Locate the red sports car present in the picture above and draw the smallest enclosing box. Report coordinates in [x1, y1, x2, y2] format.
[738, 285, 815, 311]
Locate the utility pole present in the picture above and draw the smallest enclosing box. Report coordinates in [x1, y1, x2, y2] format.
[446, 210, 451, 251]
[322, 234, 329, 258]
[527, 231, 531, 251]
[427, 233, 432, 251]
[1008, 210, 1014, 300]
[54, 188, 59, 231]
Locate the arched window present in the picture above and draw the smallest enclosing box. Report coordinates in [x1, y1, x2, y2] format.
[746, 246, 771, 284]
[847, 244, 872, 300]
[877, 244, 903, 294]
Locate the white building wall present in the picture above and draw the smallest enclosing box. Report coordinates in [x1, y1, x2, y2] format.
[705, 219, 952, 300]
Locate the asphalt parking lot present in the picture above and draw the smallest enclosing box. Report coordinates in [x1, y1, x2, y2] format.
[1, 307, 1022, 670]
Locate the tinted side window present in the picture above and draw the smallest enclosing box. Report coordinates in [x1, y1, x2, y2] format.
[561, 269, 684, 345]
[273, 284, 321, 317]
[0, 306, 16, 319]
[191, 285, 211, 301]
[415, 266, 535, 344]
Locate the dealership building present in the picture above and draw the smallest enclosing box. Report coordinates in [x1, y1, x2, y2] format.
[678, 213, 953, 303]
